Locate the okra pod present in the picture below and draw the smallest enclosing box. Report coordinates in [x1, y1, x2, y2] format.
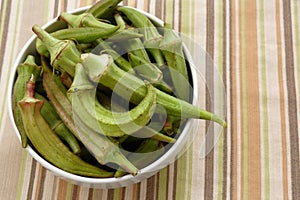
[41, 58, 138, 174]
[18, 76, 114, 177]
[35, 93, 81, 154]
[59, 12, 143, 42]
[67, 60, 157, 137]
[85, 0, 122, 18]
[32, 25, 81, 76]
[160, 23, 190, 101]
[95, 38, 134, 73]
[128, 52, 162, 83]
[12, 55, 42, 147]
[36, 26, 119, 57]
[115, 138, 164, 177]
[84, 53, 227, 127]
[117, 6, 165, 66]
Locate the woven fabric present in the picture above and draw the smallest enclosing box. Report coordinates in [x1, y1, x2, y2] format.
[0, 0, 300, 199]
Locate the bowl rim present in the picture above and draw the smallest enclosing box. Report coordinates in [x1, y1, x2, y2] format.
[7, 5, 199, 187]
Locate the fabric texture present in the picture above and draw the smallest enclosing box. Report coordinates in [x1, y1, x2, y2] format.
[0, 0, 300, 199]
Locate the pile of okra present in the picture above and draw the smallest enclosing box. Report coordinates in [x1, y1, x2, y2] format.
[13, 0, 227, 177]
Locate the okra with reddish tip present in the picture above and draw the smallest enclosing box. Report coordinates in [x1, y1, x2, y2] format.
[41, 58, 138, 175]
[18, 76, 114, 177]
[12, 55, 42, 147]
[160, 23, 190, 101]
[35, 93, 81, 154]
[32, 24, 81, 76]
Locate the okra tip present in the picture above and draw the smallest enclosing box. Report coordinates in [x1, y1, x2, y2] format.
[23, 55, 36, 66]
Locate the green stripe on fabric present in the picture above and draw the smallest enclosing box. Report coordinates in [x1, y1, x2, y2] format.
[217, 0, 224, 198]
[187, 145, 193, 200]
[65, 183, 73, 200]
[187, 0, 195, 200]
[157, 167, 167, 200]
[15, 150, 29, 200]
[175, 153, 188, 200]
[164, 0, 173, 26]
[259, 0, 270, 199]
[240, 0, 249, 199]
[294, 0, 300, 106]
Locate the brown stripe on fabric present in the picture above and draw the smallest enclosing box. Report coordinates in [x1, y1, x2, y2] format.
[156, 172, 160, 200]
[26, 159, 37, 200]
[283, 0, 300, 198]
[244, 0, 261, 199]
[144, 0, 149, 13]
[80, 0, 88, 8]
[172, 160, 178, 200]
[71, 185, 79, 200]
[35, 165, 47, 200]
[146, 175, 156, 200]
[205, 0, 215, 199]
[0, 0, 12, 77]
[275, 0, 288, 199]
[155, 0, 162, 19]
[229, 0, 238, 199]
[63, 0, 68, 11]
[132, 182, 141, 200]
[178, 0, 182, 33]
[238, 1, 244, 199]
[87, 188, 94, 200]
[222, 0, 228, 199]
[118, 187, 125, 200]
[107, 188, 115, 200]
[166, 163, 170, 200]
[57, 179, 69, 199]
[53, 0, 60, 18]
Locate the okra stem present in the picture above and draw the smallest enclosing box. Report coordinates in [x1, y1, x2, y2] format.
[32, 24, 81, 76]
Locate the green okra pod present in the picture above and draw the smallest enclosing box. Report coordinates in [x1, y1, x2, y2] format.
[32, 25, 81, 76]
[117, 6, 165, 67]
[83, 53, 227, 127]
[35, 93, 81, 154]
[160, 23, 190, 101]
[85, 0, 122, 18]
[115, 138, 164, 177]
[128, 52, 162, 83]
[12, 55, 42, 148]
[67, 58, 157, 137]
[18, 76, 114, 177]
[95, 38, 135, 73]
[41, 58, 138, 175]
[59, 12, 143, 42]
[36, 26, 119, 57]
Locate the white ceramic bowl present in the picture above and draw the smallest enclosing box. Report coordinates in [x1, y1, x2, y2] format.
[7, 6, 199, 188]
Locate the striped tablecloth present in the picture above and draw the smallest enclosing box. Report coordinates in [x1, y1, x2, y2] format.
[1, 0, 300, 199]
